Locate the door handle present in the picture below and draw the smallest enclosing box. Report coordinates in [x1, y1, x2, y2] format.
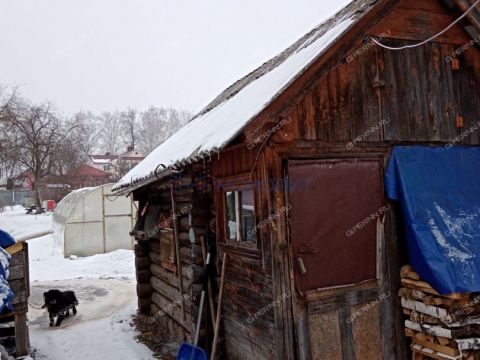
[297, 257, 307, 274]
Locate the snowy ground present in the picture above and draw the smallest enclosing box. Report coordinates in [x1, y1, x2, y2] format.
[0, 206, 154, 360]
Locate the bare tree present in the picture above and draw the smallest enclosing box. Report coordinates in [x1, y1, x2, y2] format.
[0, 85, 18, 122]
[0, 86, 21, 178]
[71, 111, 100, 158]
[1, 102, 76, 212]
[138, 107, 190, 154]
[120, 108, 140, 150]
[98, 111, 122, 154]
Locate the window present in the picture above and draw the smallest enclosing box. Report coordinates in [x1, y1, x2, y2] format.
[224, 188, 257, 245]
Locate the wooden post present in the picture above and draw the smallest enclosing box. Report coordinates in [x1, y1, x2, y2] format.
[171, 184, 186, 321]
[211, 253, 227, 360]
[14, 312, 29, 357]
[199, 235, 216, 327]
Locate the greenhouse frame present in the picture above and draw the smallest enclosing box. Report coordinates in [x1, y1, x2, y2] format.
[53, 184, 136, 257]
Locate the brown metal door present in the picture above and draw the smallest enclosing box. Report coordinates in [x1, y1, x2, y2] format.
[288, 158, 386, 360]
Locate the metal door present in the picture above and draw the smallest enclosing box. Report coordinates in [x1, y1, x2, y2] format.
[288, 158, 388, 360]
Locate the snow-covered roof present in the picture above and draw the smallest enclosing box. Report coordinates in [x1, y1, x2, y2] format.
[90, 158, 112, 165]
[113, 0, 376, 193]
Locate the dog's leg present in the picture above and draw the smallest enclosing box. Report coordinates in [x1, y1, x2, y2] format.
[55, 314, 65, 327]
[65, 309, 70, 318]
[72, 306, 77, 315]
[49, 313, 55, 327]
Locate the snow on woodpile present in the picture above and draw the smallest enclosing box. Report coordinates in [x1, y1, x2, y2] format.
[112, 0, 373, 192]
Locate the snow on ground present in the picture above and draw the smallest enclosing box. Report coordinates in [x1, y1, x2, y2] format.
[28, 280, 152, 360]
[0, 206, 52, 241]
[0, 207, 154, 360]
[28, 235, 135, 282]
[0, 206, 136, 282]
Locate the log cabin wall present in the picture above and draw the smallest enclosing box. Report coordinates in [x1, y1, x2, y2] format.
[132, 162, 214, 346]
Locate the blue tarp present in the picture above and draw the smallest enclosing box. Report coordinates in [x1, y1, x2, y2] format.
[0, 230, 15, 313]
[0, 229, 16, 248]
[385, 146, 480, 294]
[0, 246, 13, 313]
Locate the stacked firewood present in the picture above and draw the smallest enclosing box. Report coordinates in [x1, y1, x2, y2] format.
[400, 265, 480, 360]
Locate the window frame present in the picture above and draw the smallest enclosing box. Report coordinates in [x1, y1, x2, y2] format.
[216, 174, 262, 259]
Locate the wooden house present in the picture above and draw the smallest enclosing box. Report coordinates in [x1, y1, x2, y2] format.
[113, 0, 480, 358]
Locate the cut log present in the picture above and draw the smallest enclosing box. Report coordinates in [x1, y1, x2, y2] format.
[455, 338, 480, 351]
[184, 264, 204, 283]
[136, 270, 151, 283]
[405, 328, 416, 337]
[150, 239, 161, 253]
[414, 332, 435, 343]
[411, 344, 459, 360]
[138, 298, 151, 314]
[135, 256, 150, 270]
[137, 283, 153, 298]
[401, 298, 448, 319]
[150, 303, 189, 340]
[151, 263, 187, 289]
[405, 320, 453, 339]
[180, 245, 203, 265]
[437, 337, 450, 346]
[401, 278, 469, 300]
[134, 243, 149, 257]
[410, 312, 440, 325]
[149, 251, 162, 266]
[400, 265, 420, 280]
[412, 337, 459, 357]
[151, 291, 194, 333]
[150, 276, 193, 309]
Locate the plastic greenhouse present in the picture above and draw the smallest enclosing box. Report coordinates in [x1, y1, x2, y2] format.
[53, 184, 136, 257]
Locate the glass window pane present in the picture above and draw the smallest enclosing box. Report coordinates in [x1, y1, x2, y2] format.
[241, 189, 256, 244]
[224, 188, 257, 245]
[225, 191, 238, 240]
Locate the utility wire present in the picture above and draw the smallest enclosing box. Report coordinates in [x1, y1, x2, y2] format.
[370, 0, 480, 50]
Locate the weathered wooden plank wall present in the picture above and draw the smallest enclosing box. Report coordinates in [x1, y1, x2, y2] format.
[284, 41, 480, 145]
[211, 145, 278, 360]
[231, 0, 480, 359]
[273, 0, 480, 147]
[130, 1, 480, 359]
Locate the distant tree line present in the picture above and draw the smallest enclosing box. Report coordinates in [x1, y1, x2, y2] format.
[0, 85, 191, 212]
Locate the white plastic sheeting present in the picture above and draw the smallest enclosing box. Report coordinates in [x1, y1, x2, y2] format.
[53, 184, 135, 257]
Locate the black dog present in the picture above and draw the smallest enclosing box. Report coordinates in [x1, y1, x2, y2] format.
[42, 289, 78, 327]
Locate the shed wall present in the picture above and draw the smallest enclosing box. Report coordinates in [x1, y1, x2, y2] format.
[235, 1, 480, 359]
[127, 1, 480, 359]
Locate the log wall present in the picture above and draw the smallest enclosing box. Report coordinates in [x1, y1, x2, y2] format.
[132, 163, 214, 346]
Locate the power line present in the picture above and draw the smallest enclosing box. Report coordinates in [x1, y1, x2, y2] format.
[370, 0, 480, 51]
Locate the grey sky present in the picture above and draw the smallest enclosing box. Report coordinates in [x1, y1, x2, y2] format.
[1, 1, 351, 117]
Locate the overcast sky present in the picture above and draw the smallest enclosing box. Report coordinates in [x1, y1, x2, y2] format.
[1, 0, 351, 117]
